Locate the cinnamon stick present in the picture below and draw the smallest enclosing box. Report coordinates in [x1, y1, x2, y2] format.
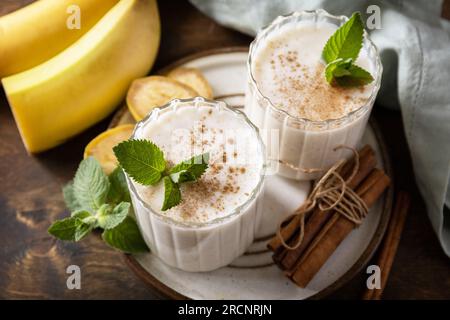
[274, 145, 377, 270]
[290, 169, 387, 274]
[278, 207, 330, 270]
[362, 191, 410, 300]
[290, 169, 391, 287]
[268, 145, 375, 255]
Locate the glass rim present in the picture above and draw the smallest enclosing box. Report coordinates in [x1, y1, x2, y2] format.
[247, 9, 383, 127]
[125, 97, 266, 229]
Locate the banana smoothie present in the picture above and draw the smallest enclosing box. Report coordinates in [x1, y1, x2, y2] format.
[245, 10, 382, 180]
[127, 98, 265, 271]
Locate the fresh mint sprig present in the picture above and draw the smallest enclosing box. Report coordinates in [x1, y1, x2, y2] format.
[169, 153, 209, 183]
[162, 176, 182, 211]
[322, 12, 374, 87]
[113, 139, 209, 211]
[112, 139, 166, 185]
[48, 157, 148, 254]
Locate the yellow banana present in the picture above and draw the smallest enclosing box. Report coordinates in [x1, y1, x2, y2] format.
[0, 0, 120, 77]
[2, 0, 160, 153]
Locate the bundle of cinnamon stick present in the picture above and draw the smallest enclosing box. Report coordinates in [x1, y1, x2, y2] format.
[268, 145, 391, 287]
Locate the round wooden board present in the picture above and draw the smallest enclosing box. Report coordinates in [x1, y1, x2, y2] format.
[109, 47, 394, 300]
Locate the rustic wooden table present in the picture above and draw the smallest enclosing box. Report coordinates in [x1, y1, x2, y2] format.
[0, 0, 449, 300]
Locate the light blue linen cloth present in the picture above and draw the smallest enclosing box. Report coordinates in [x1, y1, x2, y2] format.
[190, 0, 450, 256]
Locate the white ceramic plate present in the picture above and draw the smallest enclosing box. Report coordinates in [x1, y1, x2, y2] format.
[117, 48, 393, 300]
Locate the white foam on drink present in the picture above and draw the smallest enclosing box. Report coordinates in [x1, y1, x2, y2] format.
[252, 21, 376, 121]
[133, 105, 263, 223]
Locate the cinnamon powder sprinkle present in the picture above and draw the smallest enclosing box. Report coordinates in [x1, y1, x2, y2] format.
[143, 110, 260, 223]
[255, 47, 370, 121]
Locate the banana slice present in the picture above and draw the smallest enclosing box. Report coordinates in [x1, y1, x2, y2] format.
[84, 124, 135, 174]
[168, 67, 213, 99]
[116, 106, 136, 126]
[127, 76, 198, 121]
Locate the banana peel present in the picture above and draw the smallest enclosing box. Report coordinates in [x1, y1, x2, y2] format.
[2, 0, 161, 153]
[0, 0, 120, 77]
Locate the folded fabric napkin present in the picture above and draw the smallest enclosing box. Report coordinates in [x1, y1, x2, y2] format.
[190, 0, 450, 256]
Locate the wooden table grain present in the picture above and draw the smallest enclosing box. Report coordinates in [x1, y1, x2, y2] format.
[0, 0, 449, 300]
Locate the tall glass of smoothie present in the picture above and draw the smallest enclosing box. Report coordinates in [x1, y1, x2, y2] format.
[245, 10, 382, 180]
[126, 97, 265, 272]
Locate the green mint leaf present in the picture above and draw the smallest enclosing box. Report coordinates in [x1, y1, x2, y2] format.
[102, 216, 149, 253]
[97, 202, 130, 230]
[48, 215, 93, 242]
[62, 182, 83, 212]
[71, 210, 92, 219]
[325, 58, 353, 84]
[48, 218, 79, 240]
[170, 170, 196, 184]
[72, 210, 97, 227]
[107, 166, 131, 204]
[74, 221, 94, 241]
[337, 64, 374, 86]
[322, 12, 364, 64]
[322, 12, 373, 86]
[333, 64, 374, 87]
[113, 139, 166, 186]
[169, 153, 209, 183]
[72, 157, 110, 212]
[332, 61, 353, 77]
[162, 176, 181, 211]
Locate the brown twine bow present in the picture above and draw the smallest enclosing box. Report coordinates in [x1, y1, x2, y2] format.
[276, 145, 369, 251]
